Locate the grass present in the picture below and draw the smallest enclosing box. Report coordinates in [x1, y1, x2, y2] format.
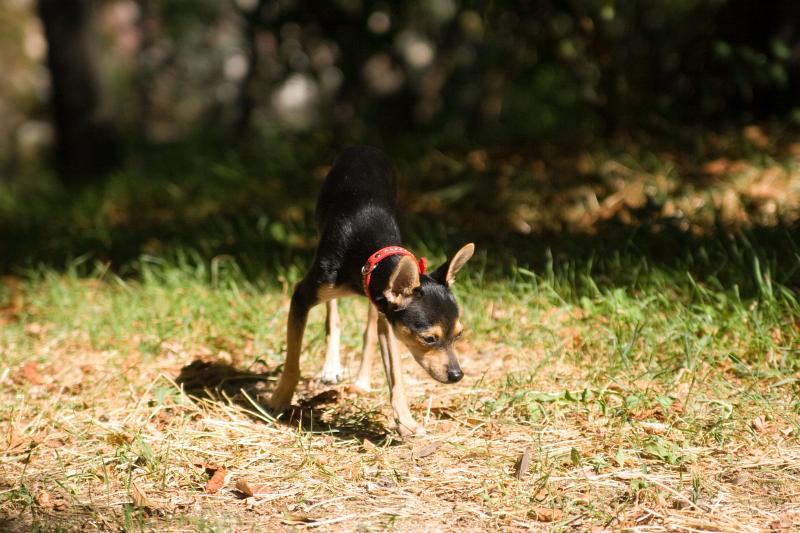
[1, 246, 799, 531]
[1, 130, 800, 530]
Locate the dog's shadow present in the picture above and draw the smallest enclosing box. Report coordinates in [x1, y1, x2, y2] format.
[174, 359, 391, 443]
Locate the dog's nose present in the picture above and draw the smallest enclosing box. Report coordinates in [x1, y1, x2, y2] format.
[447, 367, 463, 383]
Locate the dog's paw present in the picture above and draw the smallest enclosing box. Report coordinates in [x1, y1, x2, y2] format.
[347, 381, 372, 395]
[266, 391, 293, 414]
[396, 420, 426, 438]
[319, 364, 342, 385]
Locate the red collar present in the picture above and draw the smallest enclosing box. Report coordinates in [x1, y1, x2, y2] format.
[361, 246, 426, 300]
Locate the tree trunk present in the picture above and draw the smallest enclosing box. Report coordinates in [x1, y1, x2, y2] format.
[38, 0, 119, 185]
[233, 0, 268, 139]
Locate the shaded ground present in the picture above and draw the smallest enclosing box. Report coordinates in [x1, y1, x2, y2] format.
[3, 126, 800, 290]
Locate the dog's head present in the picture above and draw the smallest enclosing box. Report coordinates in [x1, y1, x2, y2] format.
[383, 243, 474, 384]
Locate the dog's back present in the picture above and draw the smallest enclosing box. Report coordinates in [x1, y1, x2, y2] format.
[315, 146, 396, 229]
[313, 146, 401, 291]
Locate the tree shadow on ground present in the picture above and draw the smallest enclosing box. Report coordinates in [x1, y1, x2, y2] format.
[174, 359, 391, 444]
[3, 135, 800, 295]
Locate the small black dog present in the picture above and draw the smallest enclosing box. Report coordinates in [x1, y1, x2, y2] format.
[268, 146, 474, 436]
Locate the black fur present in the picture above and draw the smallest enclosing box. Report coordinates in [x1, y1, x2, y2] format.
[310, 146, 460, 336]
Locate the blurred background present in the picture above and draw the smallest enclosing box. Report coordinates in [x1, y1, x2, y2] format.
[2, 0, 800, 284]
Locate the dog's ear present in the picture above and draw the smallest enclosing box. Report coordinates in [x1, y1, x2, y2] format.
[384, 256, 421, 307]
[430, 243, 475, 286]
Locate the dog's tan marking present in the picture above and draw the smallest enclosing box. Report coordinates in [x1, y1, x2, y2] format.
[443, 243, 474, 285]
[320, 299, 342, 384]
[397, 321, 464, 348]
[317, 283, 354, 302]
[352, 302, 379, 392]
[420, 324, 444, 340]
[267, 287, 313, 411]
[383, 256, 421, 307]
[391, 326, 444, 381]
[378, 315, 424, 436]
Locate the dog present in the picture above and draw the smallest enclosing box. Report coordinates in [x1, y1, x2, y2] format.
[267, 146, 474, 436]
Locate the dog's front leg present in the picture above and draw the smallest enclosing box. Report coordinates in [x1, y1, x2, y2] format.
[377, 315, 424, 437]
[352, 302, 378, 392]
[268, 279, 316, 412]
[320, 299, 342, 384]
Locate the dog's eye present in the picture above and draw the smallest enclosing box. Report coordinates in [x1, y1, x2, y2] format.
[454, 331, 464, 340]
[421, 335, 437, 345]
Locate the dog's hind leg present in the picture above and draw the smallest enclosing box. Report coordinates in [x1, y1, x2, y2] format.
[268, 278, 317, 412]
[352, 302, 378, 392]
[378, 315, 424, 437]
[320, 299, 342, 384]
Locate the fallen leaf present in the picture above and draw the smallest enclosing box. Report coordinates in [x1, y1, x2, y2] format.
[639, 421, 668, 435]
[24, 323, 45, 337]
[35, 490, 53, 510]
[462, 417, 487, 427]
[514, 447, 532, 480]
[769, 516, 794, 531]
[414, 441, 442, 459]
[751, 415, 771, 433]
[527, 506, 563, 522]
[718, 189, 746, 226]
[154, 408, 176, 428]
[631, 407, 661, 421]
[130, 481, 153, 509]
[702, 158, 730, 176]
[5, 428, 26, 453]
[436, 420, 455, 432]
[46, 438, 66, 448]
[235, 478, 271, 498]
[106, 433, 132, 446]
[204, 465, 227, 494]
[236, 478, 254, 497]
[427, 406, 456, 419]
[281, 509, 315, 525]
[21, 361, 41, 385]
[744, 125, 769, 149]
[467, 149, 488, 172]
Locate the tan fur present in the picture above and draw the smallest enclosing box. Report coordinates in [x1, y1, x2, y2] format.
[352, 302, 379, 391]
[320, 299, 342, 384]
[393, 324, 454, 383]
[269, 283, 352, 409]
[267, 300, 309, 411]
[420, 324, 444, 340]
[317, 283, 356, 301]
[378, 316, 424, 436]
[443, 243, 475, 285]
[383, 256, 421, 306]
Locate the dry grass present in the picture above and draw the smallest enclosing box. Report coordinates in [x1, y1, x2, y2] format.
[1, 268, 798, 532]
